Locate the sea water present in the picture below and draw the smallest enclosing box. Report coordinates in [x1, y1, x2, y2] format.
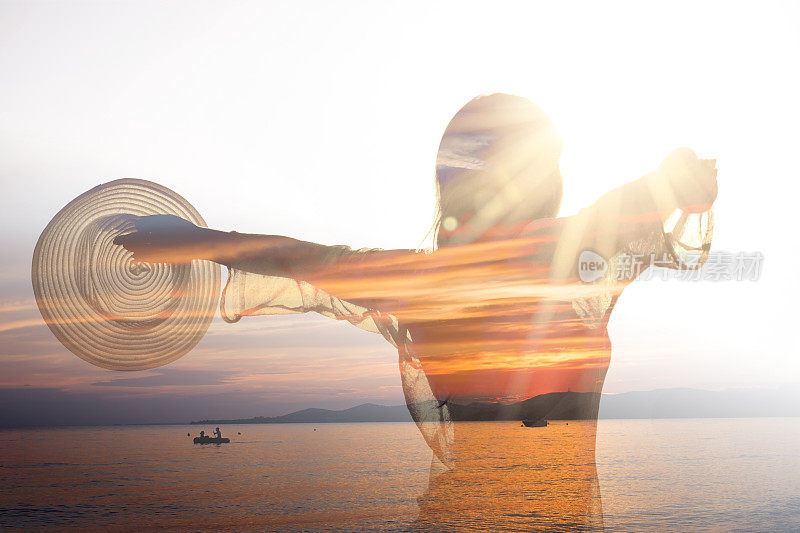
[1, 418, 798, 531]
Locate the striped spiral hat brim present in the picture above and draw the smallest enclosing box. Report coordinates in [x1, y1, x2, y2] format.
[32, 179, 220, 370]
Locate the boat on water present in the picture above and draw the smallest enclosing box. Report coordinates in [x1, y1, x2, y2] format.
[194, 427, 228, 444]
[193, 436, 230, 444]
[522, 418, 548, 428]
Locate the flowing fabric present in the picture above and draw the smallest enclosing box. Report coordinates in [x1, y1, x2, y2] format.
[218, 205, 713, 468]
[219, 259, 456, 467]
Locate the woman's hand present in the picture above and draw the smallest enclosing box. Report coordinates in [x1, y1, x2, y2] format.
[113, 214, 208, 264]
[657, 147, 718, 213]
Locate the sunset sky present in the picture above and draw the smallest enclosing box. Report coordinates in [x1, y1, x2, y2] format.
[1, 1, 798, 423]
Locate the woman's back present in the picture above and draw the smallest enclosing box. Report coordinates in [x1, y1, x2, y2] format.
[407, 216, 613, 411]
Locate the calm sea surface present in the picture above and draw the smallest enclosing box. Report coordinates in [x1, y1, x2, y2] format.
[1, 418, 798, 531]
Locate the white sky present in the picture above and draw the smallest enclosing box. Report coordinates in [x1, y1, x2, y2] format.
[1, 0, 798, 395]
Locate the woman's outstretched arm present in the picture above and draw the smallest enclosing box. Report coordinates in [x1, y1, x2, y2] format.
[113, 217, 421, 312]
[113, 217, 322, 272]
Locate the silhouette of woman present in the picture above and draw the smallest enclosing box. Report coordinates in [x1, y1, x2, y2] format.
[115, 94, 717, 529]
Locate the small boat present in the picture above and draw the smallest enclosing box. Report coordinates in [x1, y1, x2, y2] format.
[193, 436, 230, 444]
[522, 418, 548, 428]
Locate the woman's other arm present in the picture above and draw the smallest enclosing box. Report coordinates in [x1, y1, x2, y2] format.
[562, 147, 718, 266]
[545, 148, 717, 325]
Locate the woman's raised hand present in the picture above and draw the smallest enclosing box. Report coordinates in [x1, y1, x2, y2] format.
[657, 147, 718, 213]
[113, 214, 207, 264]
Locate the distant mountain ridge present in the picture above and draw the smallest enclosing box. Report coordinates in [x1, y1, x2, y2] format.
[191, 387, 800, 425]
[192, 391, 601, 425]
[191, 403, 413, 425]
[599, 387, 800, 419]
[6, 386, 797, 429]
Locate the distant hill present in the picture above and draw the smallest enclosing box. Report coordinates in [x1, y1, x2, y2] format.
[192, 391, 601, 424]
[6, 386, 798, 429]
[444, 391, 600, 422]
[191, 403, 413, 425]
[191, 387, 800, 425]
[598, 387, 800, 419]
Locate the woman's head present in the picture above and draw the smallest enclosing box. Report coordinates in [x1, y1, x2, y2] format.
[434, 94, 563, 248]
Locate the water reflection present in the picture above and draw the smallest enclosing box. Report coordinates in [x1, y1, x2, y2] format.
[414, 421, 602, 532]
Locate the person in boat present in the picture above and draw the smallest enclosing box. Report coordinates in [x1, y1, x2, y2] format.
[214, 427, 222, 439]
[115, 93, 716, 529]
[199, 430, 205, 439]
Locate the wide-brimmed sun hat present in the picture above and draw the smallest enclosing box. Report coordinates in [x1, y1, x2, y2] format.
[32, 179, 220, 370]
